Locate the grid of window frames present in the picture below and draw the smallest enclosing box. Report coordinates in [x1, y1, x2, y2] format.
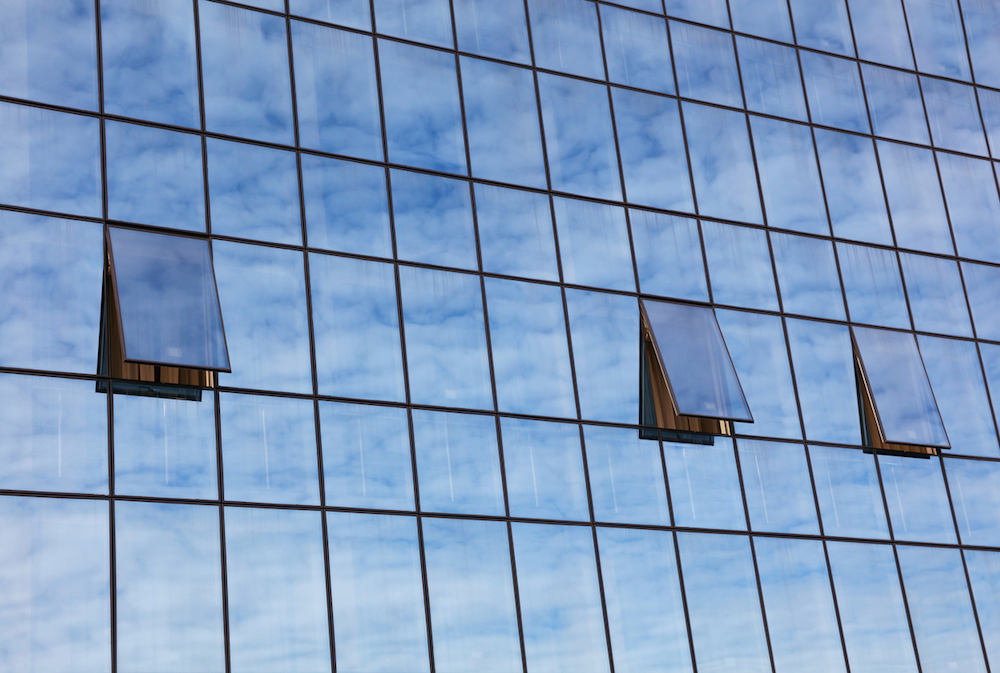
[3, 0, 1000, 671]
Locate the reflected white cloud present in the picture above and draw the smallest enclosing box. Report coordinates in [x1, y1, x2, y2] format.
[672, 22, 742, 107]
[391, 169, 478, 270]
[527, 0, 603, 79]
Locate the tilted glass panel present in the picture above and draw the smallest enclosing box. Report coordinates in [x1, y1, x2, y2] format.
[672, 22, 743, 109]
[929, 339, 1000, 458]
[814, 129, 893, 245]
[474, 184, 559, 282]
[848, 0, 914, 69]
[290, 0, 371, 30]
[737, 37, 807, 122]
[963, 0, 1000, 88]
[945, 457, 1000, 547]
[771, 233, 845, 320]
[836, 243, 910, 329]
[527, 0, 604, 79]
[904, 0, 971, 80]
[878, 454, 956, 543]
[601, 6, 674, 95]
[101, 0, 199, 127]
[750, 116, 828, 234]
[730, 0, 793, 42]
[453, 0, 530, 64]
[853, 326, 949, 447]
[391, 169, 477, 270]
[809, 445, 890, 539]
[800, 52, 869, 133]
[862, 65, 930, 145]
[922, 77, 988, 155]
[702, 222, 778, 311]
[584, 425, 670, 525]
[663, 438, 747, 530]
[553, 197, 635, 292]
[664, 0, 729, 28]
[643, 299, 751, 421]
[938, 153, 1000, 264]
[788, 0, 854, 56]
[631, 210, 708, 302]
[900, 254, 972, 337]
[738, 440, 819, 534]
[500, 418, 589, 521]
[965, 550, 1000, 666]
[108, 227, 230, 370]
[373, 0, 453, 49]
[962, 261, 1000, 341]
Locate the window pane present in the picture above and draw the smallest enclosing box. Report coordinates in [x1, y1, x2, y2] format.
[945, 457, 1000, 547]
[963, 0, 1000, 88]
[800, 52, 868, 133]
[474, 184, 558, 282]
[672, 22, 742, 107]
[225, 508, 330, 673]
[771, 233, 844, 320]
[631, 211, 708, 302]
[290, 0, 371, 30]
[676, 533, 770, 673]
[101, 0, 199, 127]
[702, 222, 778, 311]
[901, 254, 971, 336]
[207, 138, 301, 245]
[0, 102, 101, 217]
[854, 326, 949, 447]
[923, 77, 988, 155]
[321, 402, 414, 511]
[683, 103, 763, 224]
[379, 39, 466, 175]
[527, 0, 603, 79]
[310, 255, 405, 402]
[199, 0, 294, 144]
[848, 0, 913, 68]
[538, 73, 622, 201]
[730, 0, 793, 43]
[877, 141, 954, 255]
[814, 129, 893, 245]
[788, 0, 853, 55]
[597, 527, 692, 673]
[485, 278, 576, 418]
[738, 37, 807, 121]
[109, 227, 229, 370]
[0, 211, 102, 373]
[412, 410, 504, 516]
[292, 21, 382, 161]
[116, 502, 225, 673]
[965, 550, 1000, 666]
[501, 418, 588, 521]
[837, 242, 909, 329]
[584, 425, 669, 525]
[938, 152, 1000, 265]
[461, 57, 546, 189]
[751, 117, 828, 234]
[554, 197, 634, 292]
[512, 523, 611, 673]
[862, 65, 929, 145]
[106, 121, 205, 232]
[809, 445, 890, 539]
[453, 0, 530, 63]
[114, 393, 217, 500]
[220, 393, 319, 505]
[391, 169, 477, 270]
[400, 267, 493, 410]
[879, 454, 955, 543]
[423, 519, 521, 673]
[601, 7, 674, 94]
[327, 513, 429, 673]
[664, 0, 729, 28]
[738, 440, 818, 534]
[905, 0, 971, 79]
[374, 0, 452, 48]
[664, 438, 746, 530]
[963, 262, 1000, 341]
[0, 496, 110, 673]
[214, 242, 311, 392]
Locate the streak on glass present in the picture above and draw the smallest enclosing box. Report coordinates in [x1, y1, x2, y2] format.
[220, 393, 320, 505]
[321, 402, 414, 511]
[836, 242, 910, 329]
[809, 445, 890, 539]
[738, 37, 807, 122]
[672, 22, 742, 108]
[904, 0, 971, 79]
[701, 222, 778, 311]
[962, 262, 1000, 341]
[676, 532, 770, 673]
[453, 0, 531, 64]
[554, 197, 634, 292]
[631, 210, 708, 302]
[289, 0, 371, 30]
[862, 65, 930, 145]
[601, 6, 674, 95]
[109, 227, 229, 370]
[814, 129, 893, 245]
[900, 254, 971, 336]
[526, 0, 603, 79]
[938, 152, 1000, 264]
[730, 0, 793, 42]
[945, 457, 1000, 547]
[485, 278, 576, 418]
[584, 425, 669, 525]
[327, 513, 429, 673]
[391, 169, 477, 270]
[225, 508, 331, 673]
[963, 0, 1000, 88]
[512, 522, 611, 673]
[596, 527, 693, 673]
[771, 233, 844, 320]
[663, 438, 746, 530]
[965, 550, 1000, 666]
[878, 454, 956, 543]
[750, 117, 828, 234]
[738, 440, 818, 534]
[664, 0, 729, 28]
[373, 0, 453, 49]
[474, 184, 559, 282]
[788, 0, 853, 55]
[848, 0, 914, 69]
[800, 52, 869, 133]
[922, 78, 988, 155]
[500, 418, 589, 521]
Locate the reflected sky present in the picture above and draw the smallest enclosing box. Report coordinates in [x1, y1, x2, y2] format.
[922, 77, 987, 155]
[788, 0, 854, 55]
[836, 242, 910, 329]
[963, 0, 1000, 88]
[738, 440, 818, 534]
[862, 65, 929, 145]
[474, 183, 559, 281]
[944, 457, 1000, 547]
[601, 6, 674, 95]
[664, 0, 729, 29]
[672, 22, 742, 108]
[900, 254, 972, 336]
[631, 210, 708, 302]
[738, 37, 807, 122]
[771, 233, 845, 320]
[937, 152, 1000, 264]
[962, 261, 1000, 341]
[554, 196, 634, 291]
[731, 0, 791, 40]
[849, 0, 914, 68]
[702, 221, 777, 310]
[965, 550, 1000, 667]
[500, 417, 588, 521]
[290, 0, 371, 30]
[878, 454, 956, 543]
[905, 0, 971, 80]
[584, 425, 669, 525]
[809, 445, 889, 539]
[453, 0, 531, 64]
[527, 0, 603, 79]
[814, 129, 893, 245]
[800, 52, 869, 133]
[374, 0, 453, 49]
[664, 438, 746, 530]
[751, 116, 828, 234]
[391, 169, 477, 270]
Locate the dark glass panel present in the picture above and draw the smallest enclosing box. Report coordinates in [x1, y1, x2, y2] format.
[631, 211, 708, 302]
[672, 22, 742, 108]
[527, 0, 603, 79]
[788, 0, 854, 55]
[373, 0, 453, 49]
[738, 440, 818, 534]
[771, 233, 845, 320]
[848, 0, 914, 69]
[862, 65, 930, 145]
[664, 438, 746, 530]
[584, 425, 669, 525]
[922, 77, 988, 155]
[553, 197, 634, 292]
[500, 418, 588, 521]
[938, 152, 1000, 265]
[750, 117, 828, 234]
[730, 0, 793, 42]
[800, 52, 869, 133]
[391, 169, 477, 270]
[453, 0, 531, 64]
[290, 0, 371, 30]
[738, 37, 807, 122]
[879, 454, 955, 543]
[809, 445, 889, 539]
[601, 7, 674, 95]
[900, 254, 971, 336]
[474, 184, 559, 282]
[904, 0, 971, 80]
[702, 222, 777, 311]
[945, 457, 1000, 546]
[836, 243, 909, 329]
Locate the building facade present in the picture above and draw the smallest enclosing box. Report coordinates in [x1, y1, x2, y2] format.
[1, 0, 1000, 671]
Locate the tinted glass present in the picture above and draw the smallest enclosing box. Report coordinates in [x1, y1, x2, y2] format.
[738, 440, 819, 534]
[900, 254, 972, 337]
[800, 52, 869, 133]
[453, 0, 530, 63]
[877, 140, 954, 255]
[751, 117, 828, 234]
[374, 0, 452, 48]
[730, 0, 793, 42]
[937, 152, 1000, 265]
[963, 0, 1000, 87]
[788, 0, 853, 55]
[553, 197, 634, 292]
[809, 445, 890, 539]
[527, 0, 603, 79]
[963, 262, 1000, 341]
[878, 454, 956, 543]
[584, 425, 669, 525]
[390, 169, 477, 270]
[837, 242, 909, 329]
[672, 22, 742, 108]
[965, 550, 1000, 666]
[601, 6, 674, 95]
[290, 0, 370, 30]
[814, 129, 893, 245]
[771, 233, 845, 320]
[905, 0, 971, 79]
[500, 418, 589, 521]
[922, 77, 988, 155]
[738, 37, 807, 122]
[945, 457, 1000, 546]
[702, 221, 778, 311]
[631, 211, 708, 302]
[862, 65, 930, 145]
[664, 0, 729, 28]
[474, 184, 559, 282]
[663, 438, 746, 530]
[849, 0, 914, 68]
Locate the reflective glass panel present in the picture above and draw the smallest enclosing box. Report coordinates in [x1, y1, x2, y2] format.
[738, 440, 818, 534]
[106, 121, 205, 231]
[199, 0, 294, 144]
[945, 457, 1000, 547]
[391, 169, 477, 270]
[474, 184, 558, 282]
[310, 255, 404, 402]
[938, 152, 1000, 264]
[596, 527, 692, 673]
[854, 326, 948, 447]
[225, 508, 331, 673]
[461, 56, 547, 189]
[879, 454, 955, 543]
[631, 211, 708, 302]
[101, 0, 199, 127]
[302, 155, 392, 258]
[672, 22, 742, 107]
[220, 393, 319, 505]
[730, 0, 793, 42]
[963, 262, 1000, 341]
[643, 299, 751, 421]
[453, 0, 530, 64]
[538, 73, 622, 201]
[979, 88, 1000, 157]
[601, 6, 673, 95]
[292, 21, 382, 161]
[676, 533, 770, 673]
[683, 103, 762, 224]
[900, 254, 972, 336]
[584, 425, 669, 525]
[965, 550, 1000, 666]
[373, 0, 452, 48]
[109, 227, 229, 370]
[809, 445, 889, 539]
[904, 0, 971, 79]
[527, 0, 603, 79]
[754, 537, 847, 673]
[788, 0, 853, 55]
[610, 0, 661, 10]
[924, 338, 1000, 458]
[485, 278, 576, 418]
[664, 438, 746, 530]
[814, 129, 893, 245]
[923, 78, 988, 155]
[422, 519, 521, 673]
[327, 513, 429, 673]
[771, 233, 844, 320]
[207, 138, 301, 245]
[702, 222, 778, 311]
[963, 0, 1000, 88]
[800, 52, 869, 133]
[412, 410, 504, 516]
[751, 117, 828, 234]
[320, 402, 413, 511]
[214, 243, 312, 392]
[848, 0, 914, 68]
[0, 496, 109, 673]
[826, 541, 919, 673]
[0, 0, 97, 110]
[836, 242, 910, 329]
[0, 211, 102, 374]
[0, 103, 101, 217]
[512, 523, 611, 673]
[290, 0, 371, 29]
[501, 418, 589, 521]
[400, 267, 493, 410]
[613, 88, 693, 213]
[738, 37, 807, 122]
[116, 502, 225, 673]
[862, 65, 930, 145]
[379, 39, 466, 175]
[664, 0, 729, 28]
[114, 393, 216, 500]
[554, 197, 634, 292]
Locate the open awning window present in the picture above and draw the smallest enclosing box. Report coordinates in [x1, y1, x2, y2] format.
[853, 326, 949, 456]
[640, 299, 752, 441]
[107, 226, 230, 373]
